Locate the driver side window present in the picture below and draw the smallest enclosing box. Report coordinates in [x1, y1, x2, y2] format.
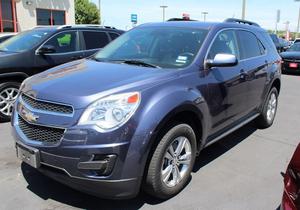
[208, 30, 239, 60]
[44, 31, 78, 53]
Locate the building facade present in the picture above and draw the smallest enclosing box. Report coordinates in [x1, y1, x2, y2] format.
[0, 0, 75, 32]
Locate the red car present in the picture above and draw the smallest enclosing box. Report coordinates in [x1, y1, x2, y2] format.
[282, 144, 300, 210]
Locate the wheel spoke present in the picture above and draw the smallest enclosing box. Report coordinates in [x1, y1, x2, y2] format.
[172, 165, 181, 184]
[178, 153, 191, 165]
[175, 137, 186, 155]
[168, 144, 175, 157]
[162, 165, 173, 182]
[165, 151, 173, 160]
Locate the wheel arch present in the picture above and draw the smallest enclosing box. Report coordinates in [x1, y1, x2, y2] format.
[0, 72, 29, 84]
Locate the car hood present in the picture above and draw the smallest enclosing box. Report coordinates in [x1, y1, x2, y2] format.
[280, 51, 300, 60]
[22, 59, 177, 109]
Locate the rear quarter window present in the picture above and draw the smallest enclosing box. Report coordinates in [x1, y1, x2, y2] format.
[82, 31, 110, 50]
[237, 30, 262, 59]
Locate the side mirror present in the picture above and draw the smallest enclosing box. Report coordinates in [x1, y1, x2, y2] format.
[206, 53, 238, 68]
[37, 45, 56, 54]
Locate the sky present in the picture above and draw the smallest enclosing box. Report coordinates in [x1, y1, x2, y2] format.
[91, 0, 300, 32]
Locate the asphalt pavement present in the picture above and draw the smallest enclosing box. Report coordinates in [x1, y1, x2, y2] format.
[0, 74, 299, 210]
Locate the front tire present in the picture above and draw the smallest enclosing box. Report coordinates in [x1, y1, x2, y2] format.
[0, 82, 20, 122]
[144, 124, 197, 199]
[256, 87, 278, 129]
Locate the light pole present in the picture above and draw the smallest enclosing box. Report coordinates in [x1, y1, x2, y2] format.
[98, 0, 101, 25]
[241, 0, 246, 20]
[202, 12, 208, 22]
[295, 0, 300, 38]
[160, 5, 168, 21]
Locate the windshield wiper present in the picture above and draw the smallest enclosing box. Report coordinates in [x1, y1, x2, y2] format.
[117, 59, 161, 68]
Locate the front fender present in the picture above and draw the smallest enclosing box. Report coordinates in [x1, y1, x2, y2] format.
[122, 84, 210, 179]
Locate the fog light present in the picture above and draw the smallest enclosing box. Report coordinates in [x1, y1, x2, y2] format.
[77, 154, 117, 176]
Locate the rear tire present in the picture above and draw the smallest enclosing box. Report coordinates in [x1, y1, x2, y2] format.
[0, 82, 20, 122]
[256, 87, 278, 129]
[144, 123, 197, 199]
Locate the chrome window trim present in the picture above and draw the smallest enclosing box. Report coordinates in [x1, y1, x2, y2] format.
[204, 28, 268, 67]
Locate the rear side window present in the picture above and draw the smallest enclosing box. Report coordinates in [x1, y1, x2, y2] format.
[82, 31, 109, 50]
[237, 30, 262, 59]
[109, 33, 120, 41]
[208, 30, 240, 60]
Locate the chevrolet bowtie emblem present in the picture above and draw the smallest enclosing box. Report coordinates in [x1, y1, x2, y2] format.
[20, 104, 39, 123]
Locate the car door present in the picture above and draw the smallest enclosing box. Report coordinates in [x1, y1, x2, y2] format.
[34, 30, 83, 74]
[81, 30, 111, 57]
[236, 30, 268, 113]
[205, 29, 248, 134]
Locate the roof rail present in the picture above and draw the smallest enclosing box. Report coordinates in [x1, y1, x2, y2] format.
[57, 24, 116, 30]
[224, 18, 260, 27]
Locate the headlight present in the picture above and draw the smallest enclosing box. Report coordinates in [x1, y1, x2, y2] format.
[78, 92, 140, 132]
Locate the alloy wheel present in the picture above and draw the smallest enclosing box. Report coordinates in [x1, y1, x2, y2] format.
[161, 136, 192, 188]
[266, 92, 277, 122]
[0, 87, 19, 117]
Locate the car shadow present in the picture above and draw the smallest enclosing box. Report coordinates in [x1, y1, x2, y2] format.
[21, 122, 257, 210]
[193, 122, 257, 172]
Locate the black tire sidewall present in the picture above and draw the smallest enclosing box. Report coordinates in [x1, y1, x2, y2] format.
[0, 82, 20, 121]
[146, 124, 197, 199]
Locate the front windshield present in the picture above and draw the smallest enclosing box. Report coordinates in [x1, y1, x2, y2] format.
[0, 30, 50, 52]
[94, 27, 208, 69]
[288, 43, 300, 52]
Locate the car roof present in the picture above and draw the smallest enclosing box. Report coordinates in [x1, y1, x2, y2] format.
[138, 20, 266, 33]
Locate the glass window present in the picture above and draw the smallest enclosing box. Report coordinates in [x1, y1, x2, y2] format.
[83, 31, 109, 50]
[36, 9, 65, 26]
[94, 27, 208, 69]
[36, 9, 51, 25]
[2, 21, 14, 32]
[1, 0, 13, 20]
[0, 0, 17, 32]
[109, 33, 120, 41]
[44, 31, 77, 53]
[208, 30, 239, 60]
[238, 30, 262, 59]
[52, 11, 65, 25]
[0, 30, 50, 52]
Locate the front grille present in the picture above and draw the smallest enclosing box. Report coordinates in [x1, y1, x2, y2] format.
[21, 94, 73, 114]
[18, 115, 65, 144]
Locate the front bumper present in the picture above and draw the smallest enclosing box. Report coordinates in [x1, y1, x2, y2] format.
[11, 112, 147, 199]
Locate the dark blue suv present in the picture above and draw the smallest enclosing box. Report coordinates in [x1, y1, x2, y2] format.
[11, 19, 281, 199]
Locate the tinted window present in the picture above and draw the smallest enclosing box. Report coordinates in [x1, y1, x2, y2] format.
[44, 31, 77, 53]
[83, 31, 109, 50]
[208, 30, 239, 60]
[52, 11, 65, 25]
[36, 9, 51, 25]
[1, 0, 13, 20]
[238, 31, 262, 59]
[109, 33, 120, 40]
[288, 43, 300, 51]
[95, 27, 208, 69]
[36, 9, 66, 26]
[0, 30, 50, 52]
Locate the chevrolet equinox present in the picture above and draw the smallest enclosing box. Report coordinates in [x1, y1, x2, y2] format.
[11, 19, 281, 199]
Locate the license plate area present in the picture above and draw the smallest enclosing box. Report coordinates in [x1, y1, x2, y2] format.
[16, 143, 40, 168]
[289, 63, 298, 68]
